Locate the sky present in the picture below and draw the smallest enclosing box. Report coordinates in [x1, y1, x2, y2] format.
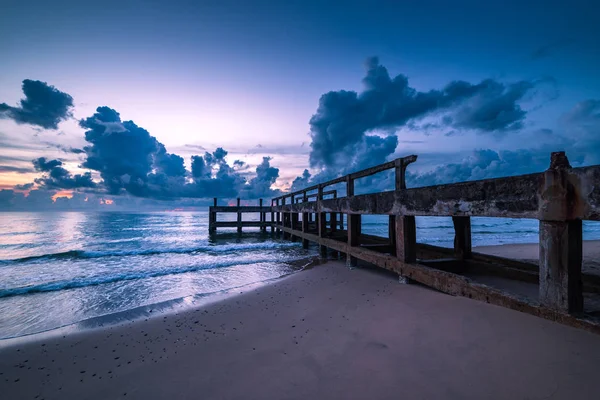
[1, 0, 599, 210]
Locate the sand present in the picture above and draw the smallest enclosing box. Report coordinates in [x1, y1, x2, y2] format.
[474, 239, 600, 276]
[2, 261, 600, 400]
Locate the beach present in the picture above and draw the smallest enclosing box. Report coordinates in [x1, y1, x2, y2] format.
[2, 260, 600, 400]
[475, 239, 600, 276]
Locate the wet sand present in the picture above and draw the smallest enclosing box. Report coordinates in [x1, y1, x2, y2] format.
[2, 261, 600, 400]
[475, 239, 600, 276]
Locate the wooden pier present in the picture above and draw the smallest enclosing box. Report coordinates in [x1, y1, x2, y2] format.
[210, 152, 600, 333]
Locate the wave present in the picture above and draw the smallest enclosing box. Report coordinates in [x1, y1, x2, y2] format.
[0, 242, 301, 264]
[0, 256, 295, 299]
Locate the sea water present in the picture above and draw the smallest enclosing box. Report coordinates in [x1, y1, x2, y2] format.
[1, 211, 600, 339]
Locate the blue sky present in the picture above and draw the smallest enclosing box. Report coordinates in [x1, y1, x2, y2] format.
[0, 0, 599, 209]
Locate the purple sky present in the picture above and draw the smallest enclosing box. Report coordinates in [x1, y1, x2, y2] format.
[1, 0, 599, 209]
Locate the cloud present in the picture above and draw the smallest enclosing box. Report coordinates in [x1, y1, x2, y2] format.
[559, 99, 600, 164]
[444, 80, 534, 132]
[308, 57, 538, 172]
[80, 106, 161, 195]
[406, 149, 552, 187]
[75, 106, 282, 200]
[32, 157, 96, 189]
[0, 80, 74, 129]
[0, 165, 33, 173]
[240, 157, 280, 198]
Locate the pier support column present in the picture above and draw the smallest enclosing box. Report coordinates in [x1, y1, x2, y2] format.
[209, 197, 217, 233]
[259, 199, 265, 232]
[276, 208, 281, 235]
[538, 151, 584, 314]
[395, 216, 416, 263]
[452, 216, 472, 260]
[282, 213, 290, 240]
[302, 212, 309, 249]
[389, 215, 396, 256]
[291, 213, 299, 242]
[330, 212, 338, 257]
[318, 185, 328, 257]
[347, 214, 361, 267]
[539, 220, 583, 313]
[236, 198, 242, 233]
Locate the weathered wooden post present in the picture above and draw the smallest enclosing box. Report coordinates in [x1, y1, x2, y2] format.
[346, 176, 361, 267]
[209, 197, 217, 233]
[318, 185, 328, 257]
[539, 152, 583, 314]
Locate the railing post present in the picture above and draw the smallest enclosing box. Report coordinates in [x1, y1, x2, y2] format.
[346, 176, 360, 267]
[452, 216, 472, 260]
[237, 198, 242, 233]
[539, 152, 583, 314]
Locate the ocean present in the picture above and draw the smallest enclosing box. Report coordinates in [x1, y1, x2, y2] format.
[1, 211, 600, 340]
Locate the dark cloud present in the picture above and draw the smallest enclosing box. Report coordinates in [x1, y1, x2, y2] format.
[0, 80, 74, 129]
[45, 142, 86, 154]
[447, 80, 533, 132]
[291, 169, 311, 192]
[32, 157, 96, 189]
[308, 57, 538, 171]
[560, 99, 600, 164]
[0, 165, 33, 173]
[76, 107, 281, 200]
[80, 106, 160, 195]
[14, 183, 34, 190]
[32, 157, 62, 172]
[241, 157, 280, 198]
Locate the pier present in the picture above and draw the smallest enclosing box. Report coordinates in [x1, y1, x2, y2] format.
[209, 152, 600, 333]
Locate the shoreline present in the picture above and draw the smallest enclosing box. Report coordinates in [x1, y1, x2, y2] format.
[2, 260, 600, 399]
[3, 240, 600, 344]
[0, 255, 321, 346]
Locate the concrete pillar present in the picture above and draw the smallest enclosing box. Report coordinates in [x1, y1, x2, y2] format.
[388, 215, 396, 255]
[539, 220, 583, 313]
[538, 152, 584, 314]
[452, 216, 472, 259]
[318, 185, 328, 257]
[236, 198, 242, 233]
[395, 216, 416, 263]
[347, 214, 361, 267]
[302, 212, 309, 249]
[270, 200, 275, 233]
[291, 213, 299, 242]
